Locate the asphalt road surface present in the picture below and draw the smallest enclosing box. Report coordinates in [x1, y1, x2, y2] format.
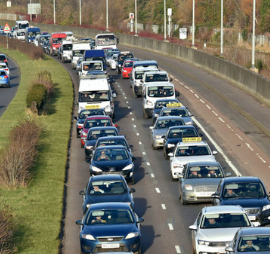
[54, 44, 270, 254]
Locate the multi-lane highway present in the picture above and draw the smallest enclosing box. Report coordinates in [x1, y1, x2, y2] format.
[56, 43, 270, 254]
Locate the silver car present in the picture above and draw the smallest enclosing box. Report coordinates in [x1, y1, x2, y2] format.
[225, 227, 270, 253]
[189, 205, 253, 254]
[149, 116, 185, 150]
[179, 161, 231, 205]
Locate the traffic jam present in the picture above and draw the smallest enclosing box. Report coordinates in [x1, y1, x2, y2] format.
[7, 23, 270, 253]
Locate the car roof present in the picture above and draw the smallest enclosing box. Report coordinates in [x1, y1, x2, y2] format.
[168, 125, 196, 130]
[177, 140, 208, 147]
[89, 202, 131, 211]
[161, 106, 187, 111]
[145, 70, 168, 75]
[90, 174, 125, 181]
[222, 176, 261, 184]
[88, 126, 117, 131]
[202, 205, 246, 214]
[156, 116, 185, 122]
[97, 136, 126, 141]
[96, 145, 128, 150]
[238, 227, 270, 236]
[80, 108, 105, 113]
[145, 82, 174, 87]
[155, 98, 179, 103]
[85, 115, 111, 120]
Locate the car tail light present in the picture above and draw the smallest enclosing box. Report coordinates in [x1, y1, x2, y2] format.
[4, 68, 8, 71]
[4, 59, 7, 63]
[4, 75, 8, 78]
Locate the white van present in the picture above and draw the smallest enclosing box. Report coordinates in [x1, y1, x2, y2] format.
[142, 82, 179, 119]
[78, 74, 116, 117]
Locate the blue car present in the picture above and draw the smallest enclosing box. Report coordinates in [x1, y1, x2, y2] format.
[79, 174, 135, 214]
[0, 70, 10, 88]
[76, 202, 144, 254]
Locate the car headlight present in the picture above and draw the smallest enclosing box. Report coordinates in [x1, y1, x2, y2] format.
[154, 135, 163, 139]
[154, 114, 159, 117]
[118, 64, 121, 67]
[85, 145, 93, 150]
[198, 240, 210, 245]
[262, 205, 270, 211]
[184, 185, 193, 191]
[185, 121, 193, 125]
[125, 232, 139, 239]
[91, 166, 102, 172]
[123, 163, 133, 171]
[146, 100, 153, 106]
[173, 163, 183, 169]
[86, 204, 91, 208]
[81, 234, 95, 240]
[167, 144, 175, 148]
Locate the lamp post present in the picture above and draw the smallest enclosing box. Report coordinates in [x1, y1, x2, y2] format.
[53, 0, 56, 24]
[106, 0, 109, 31]
[135, 0, 138, 36]
[251, 0, 256, 70]
[79, 0, 81, 26]
[164, 0, 167, 41]
[220, 0, 223, 56]
[192, 0, 195, 47]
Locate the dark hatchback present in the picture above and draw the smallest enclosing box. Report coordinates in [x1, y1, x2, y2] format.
[151, 98, 179, 124]
[74, 108, 106, 138]
[212, 176, 270, 226]
[90, 145, 136, 184]
[163, 125, 202, 159]
[84, 127, 119, 161]
[79, 175, 135, 214]
[76, 202, 143, 254]
[117, 52, 134, 74]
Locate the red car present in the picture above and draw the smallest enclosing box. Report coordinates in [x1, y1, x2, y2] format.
[80, 115, 117, 148]
[121, 58, 139, 79]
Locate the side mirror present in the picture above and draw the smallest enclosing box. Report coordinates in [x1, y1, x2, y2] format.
[129, 145, 134, 149]
[137, 217, 144, 223]
[213, 151, 218, 155]
[149, 126, 154, 129]
[161, 135, 165, 138]
[175, 90, 180, 97]
[112, 93, 116, 98]
[170, 78, 173, 81]
[168, 153, 173, 157]
[74, 116, 78, 120]
[211, 193, 220, 199]
[132, 156, 136, 161]
[114, 124, 119, 128]
[225, 246, 233, 252]
[76, 220, 83, 226]
[79, 190, 85, 195]
[189, 225, 197, 231]
[225, 172, 232, 177]
[130, 188, 136, 193]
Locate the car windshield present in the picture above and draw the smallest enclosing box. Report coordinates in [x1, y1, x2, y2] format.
[86, 209, 134, 225]
[53, 38, 62, 44]
[155, 100, 178, 109]
[80, 91, 109, 102]
[161, 108, 189, 117]
[201, 213, 251, 229]
[63, 44, 72, 50]
[175, 145, 211, 156]
[79, 110, 106, 119]
[87, 129, 116, 140]
[83, 62, 102, 71]
[155, 119, 184, 129]
[73, 50, 85, 57]
[124, 61, 133, 68]
[94, 148, 129, 161]
[148, 86, 174, 97]
[222, 182, 266, 199]
[237, 235, 270, 252]
[168, 128, 197, 138]
[187, 165, 224, 179]
[84, 119, 112, 129]
[118, 53, 134, 61]
[89, 180, 127, 195]
[145, 74, 168, 82]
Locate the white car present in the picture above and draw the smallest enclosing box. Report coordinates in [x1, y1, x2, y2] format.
[189, 205, 253, 254]
[168, 138, 217, 180]
[0, 62, 10, 77]
[109, 53, 119, 70]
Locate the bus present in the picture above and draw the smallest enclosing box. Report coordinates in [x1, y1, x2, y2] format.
[94, 33, 118, 50]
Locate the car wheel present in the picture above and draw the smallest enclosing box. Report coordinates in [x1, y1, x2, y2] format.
[81, 143, 84, 148]
[6, 83, 10, 88]
[85, 154, 88, 162]
[171, 171, 177, 181]
[76, 132, 80, 138]
[164, 148, 169, 160]
[133, 91, 138, 98]
[134, 246, 141, 254]
[152, 143, 157, 150]
[180, 194, 187, 205]
[143, 108, 149, 119]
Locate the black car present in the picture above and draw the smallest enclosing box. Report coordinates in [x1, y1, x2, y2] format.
[151, 98, 179, 124]
[74, 108, 106, 138]
[79, 174, 135, 214]
[94, 136, 133, 156]
[163, 125, 202, 159]
[90, 145, 136, 184]
[212, 176, 270, 226]
[117, 52, 134, 74]
[84, 127, 119, 161]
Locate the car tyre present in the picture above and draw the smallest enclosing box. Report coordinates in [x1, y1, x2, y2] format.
[81, 143, 84, 148]
[133, 91, 138, 98]
[180, 194, 187, 205]
[76, 132, 80, 138]
[152, 143, 157, 150]
[134, 246, 141, 254]
[164, 148, 169, 160]
[143, 108, 149, 119]
[6, 83, 10, 88]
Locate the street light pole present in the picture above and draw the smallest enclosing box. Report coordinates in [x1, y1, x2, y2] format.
[251, 0, 256, 69]
[79, 0, 81, 26]
[220, 0, 223, 56]
[106, 0, 109, 31]
[164, 0, 167, 41]
[53, 0, 56, 24]
[135, 0, 138, 36]
[192, 0, 195, 47]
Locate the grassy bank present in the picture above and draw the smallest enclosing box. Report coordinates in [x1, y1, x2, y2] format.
[0, 47, 73, 254]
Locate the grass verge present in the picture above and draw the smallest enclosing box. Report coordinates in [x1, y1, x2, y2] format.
[0, 46, 73, 254]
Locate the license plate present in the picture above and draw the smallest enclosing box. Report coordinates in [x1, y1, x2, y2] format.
[101, 243, 120, 249]
[197, 192, 213, 197]
[218, 248, 225, 254]
[248, 215, 256, 221]
[85, 104, 100, 109]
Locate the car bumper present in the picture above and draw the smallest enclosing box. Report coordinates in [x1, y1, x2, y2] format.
[0, 81, 9, 87]
[153, 137, 164, 148]
[182, 190, 215, 203]
[196, 244, 227, 254]
[122, 72, 130, 78]
[80, 236, 140, 253]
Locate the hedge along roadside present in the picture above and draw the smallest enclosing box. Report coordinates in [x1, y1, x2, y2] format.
[0, 46, 73, 254]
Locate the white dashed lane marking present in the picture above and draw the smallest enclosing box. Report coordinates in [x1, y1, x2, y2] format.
[161, 204, 166, 209]
[155, 188, 161, 193]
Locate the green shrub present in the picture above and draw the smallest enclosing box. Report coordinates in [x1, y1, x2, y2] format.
[26, 83, 47, 111]
[37, 71, 54, 96]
